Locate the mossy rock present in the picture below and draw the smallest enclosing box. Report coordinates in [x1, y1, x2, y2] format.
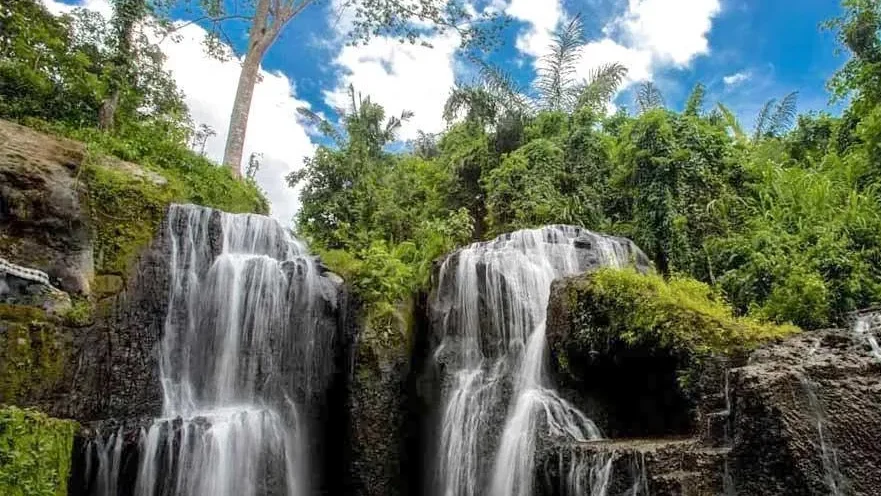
[548, 268, 799, 386]
[0, 312, 66, 403]
[0, 305, 47, 324]
[81, 161, 181, 276]
[91, 274, 124, 297]
[0, 406, 78, 496]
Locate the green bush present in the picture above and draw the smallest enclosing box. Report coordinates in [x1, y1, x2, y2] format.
[0, 406, 77, 496]
[564, 268, 799, 357]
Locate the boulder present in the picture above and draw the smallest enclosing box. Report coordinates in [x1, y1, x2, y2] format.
[0, 121, 94, 294]
[729, 328, 881, 495]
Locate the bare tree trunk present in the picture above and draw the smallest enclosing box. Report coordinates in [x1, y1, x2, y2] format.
[222, 0, 274, 178]
[98, 88, 121, 130]
[222, 47, 264, 177]
[221, 0, 313, 178]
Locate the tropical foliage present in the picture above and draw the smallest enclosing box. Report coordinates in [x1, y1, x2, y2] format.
[293, 0, 881, 331]
[0, 0, 266, 216]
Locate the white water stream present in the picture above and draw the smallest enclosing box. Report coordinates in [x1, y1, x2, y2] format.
[433, 226, 636, 496]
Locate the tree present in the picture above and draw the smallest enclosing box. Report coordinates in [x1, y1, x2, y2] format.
[98, 0, 147, 129]
[0, 0, 184, 131]
[684, 83, 706, 117]
[205, 0, 503, 176]
[636, 81, 664, 114]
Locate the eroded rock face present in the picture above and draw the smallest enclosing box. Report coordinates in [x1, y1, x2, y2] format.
[729, 329, 881, 495]
[0, 120, 94, 295]
[13, 216, 171, 421]
[536, 438, 731, 496]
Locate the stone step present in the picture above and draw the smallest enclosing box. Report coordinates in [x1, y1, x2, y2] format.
[699, 410, 732, 447]
[538, 438, 730, 496]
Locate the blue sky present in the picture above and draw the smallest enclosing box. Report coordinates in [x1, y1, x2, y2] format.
[49, 0, 849, 222]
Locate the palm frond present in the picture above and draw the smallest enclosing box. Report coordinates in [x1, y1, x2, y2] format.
[443, 85, 499, 126]
[575, 62, 628, 113]
[636, 81, 664, 114]
[717, 103, 746, 141]
[767, 91, 798, 137]
[477, 60, 531, 114]
[536, 14, 585, 112]
[384, 116, 402, 138]
[752, 98, 776, 141]
[297, 106, 342, 143]
[684, 83, 706, 116]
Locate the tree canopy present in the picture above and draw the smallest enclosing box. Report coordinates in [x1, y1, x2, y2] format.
[291, 0, 881, 331]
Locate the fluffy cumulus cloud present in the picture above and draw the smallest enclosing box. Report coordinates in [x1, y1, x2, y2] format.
[41, 0, 314, 225]
[507, 0, 721, 89]
[506, 0, 564, 58]
[325, 33, 460, 140]
[723, 71, 751, 87]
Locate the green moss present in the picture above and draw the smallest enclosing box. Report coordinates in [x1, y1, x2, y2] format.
[91, 275, 124, 297]
[0, 318, 65, 403]
[0, 305, 47, 324]
[0, 406, 77, 496]
[564, 267, 799, 359]
[82, 161, 179, 275]
[362, 300, 414, 361]
[80, 141, 267, 276]
[60, 298, 92, 328]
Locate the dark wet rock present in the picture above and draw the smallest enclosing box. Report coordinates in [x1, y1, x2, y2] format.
[0, 120, 94, 295]
[729, 328, 881, 495]
[536, 438, 731, 496]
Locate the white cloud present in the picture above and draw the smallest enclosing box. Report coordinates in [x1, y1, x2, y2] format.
[41, 0, 314, 225]
[610, 0, 721, 67]
[506, 0, 563, 59]
[326, 34, 461, 140]
[723, 71, 751, 87]
[508, 0, 722, 94]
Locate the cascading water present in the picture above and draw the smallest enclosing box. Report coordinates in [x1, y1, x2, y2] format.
[797, 373, 847, 496]
[129, 204, 332, 496]
[431, 226, 642, 496]
[79, 428, 125, 496]
[853, 312, 881, 361]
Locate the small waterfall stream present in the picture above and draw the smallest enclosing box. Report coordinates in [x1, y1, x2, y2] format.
[853, 313, 881, 361]
[797, 373, 847, 496]
[128, 204, 331, 496]
[431, 226, 639, 496]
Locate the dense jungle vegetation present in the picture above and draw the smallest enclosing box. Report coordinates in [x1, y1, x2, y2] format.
[290, 0, 881, 333]
[2, 0, 880, 334]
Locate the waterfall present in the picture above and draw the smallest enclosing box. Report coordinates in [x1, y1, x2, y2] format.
[131, 204, 331, 496]
[80, 428, 125, 496]
[797, 374, 847, 496]
[853, 313, 881, 361]
[432, 225, 639, 496]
